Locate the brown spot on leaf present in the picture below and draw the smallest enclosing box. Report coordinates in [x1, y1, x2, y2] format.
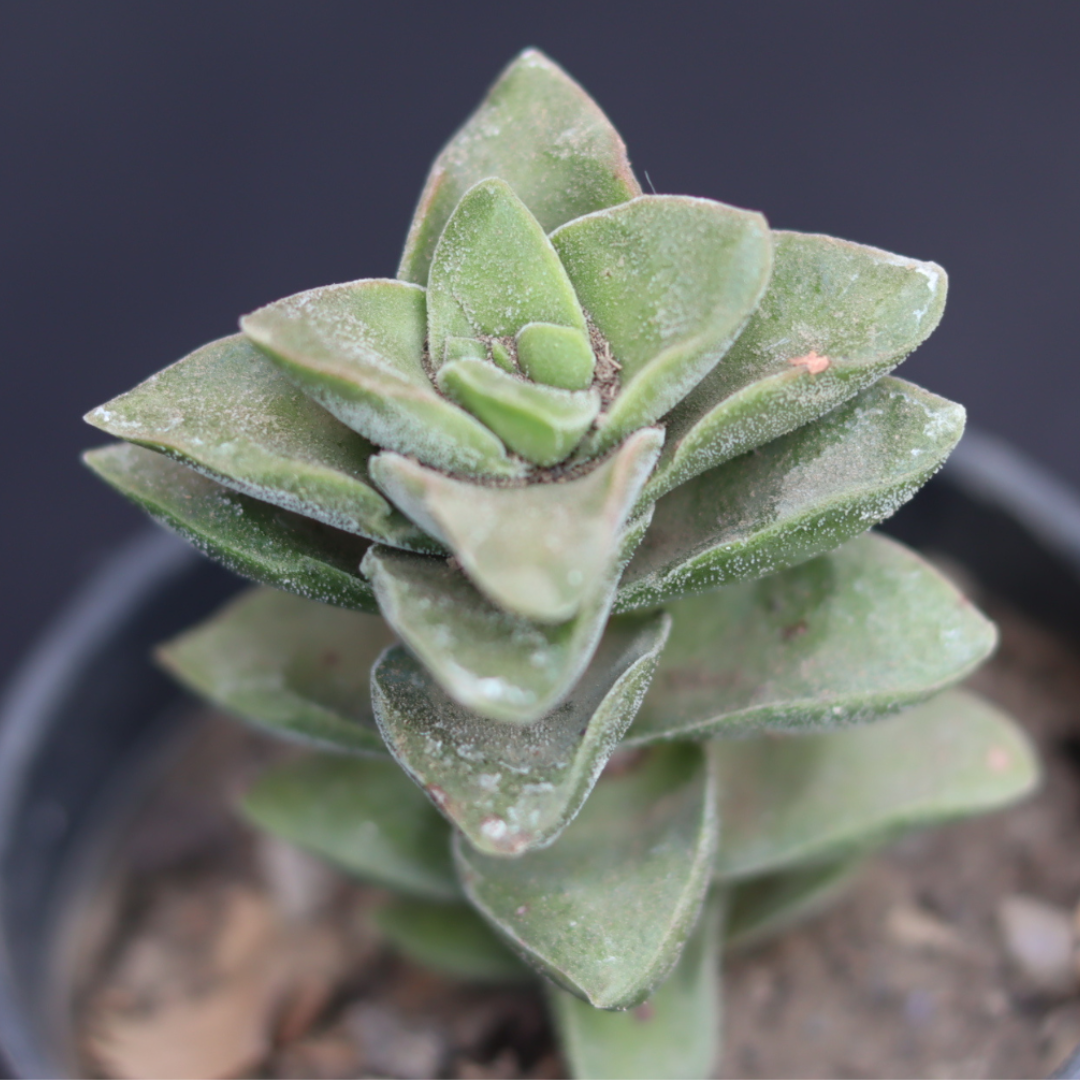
[788, 350, 830, 374]
[782, 621, 809, 641]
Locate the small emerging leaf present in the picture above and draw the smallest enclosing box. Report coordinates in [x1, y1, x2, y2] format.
[455, 744, 718, 1010]
[626, 533, 996, 743]
[399, 49, 640, 286]
[84, 334, 436, 553]
[550, 894, 721, 1080]
[371, 427, 663, 623]
[712, 689, 1039, 882]
[372, 611, 669, 856]
[437, 359, 600, 466]
[375, 898, 531, 984]
[361, 510, 653, 724]
[84, 443, 376, 612]
[725, 858, 864, 949]
[158, 587, 393, 755]
[551, 195, 772, 456]
[616, 378, 964, 612]
[426, 178, 588, 372]
[516, 322, 595, 391]
[241, 754, 459, 901]
[241, 279, 524, 480]
[645, 231, 948, 501]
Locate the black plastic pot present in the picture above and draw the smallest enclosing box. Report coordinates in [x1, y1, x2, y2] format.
[2, 429, 1080, 1079]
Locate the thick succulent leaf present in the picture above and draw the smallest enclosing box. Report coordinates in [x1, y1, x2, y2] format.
[725, 858, 864, 950]
[84, 443, 376, 611]
[616, 378, 964, 612]
[241, 279, 523, 480]
[371, 428, 662, 623]
[550, 196, 772, 455]
[84, 334, 435, 553]
[712, 689, 1038, 882]
[157, 587, 392, 755]
[360, 509, 653, 723]
[398, 48, 640, 286]
[241, 754, 459, 901]
[645, 231, 948, 501]
[454, 744, 718, 1010]
[549, 894, 721, 1080]
[516, 322, 596, 391]
[625, 533, 996, 743]
[437, 359, 600, 466]
[372, 611, 669, 856]
[375, 898, 531, 984]
[426, 178, 588, 371]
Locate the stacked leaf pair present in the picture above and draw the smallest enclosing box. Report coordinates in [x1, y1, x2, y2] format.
[84, 50, 1037, 1079]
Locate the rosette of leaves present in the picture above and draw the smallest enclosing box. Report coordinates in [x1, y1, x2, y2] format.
[84, 50, 1038, 1080]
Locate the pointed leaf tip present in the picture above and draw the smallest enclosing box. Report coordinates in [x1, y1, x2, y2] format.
[371, 427, 662, 624]
[399, 50, 640, 285]
[84, 443, 376, 612]
[372, 610, 669, 856]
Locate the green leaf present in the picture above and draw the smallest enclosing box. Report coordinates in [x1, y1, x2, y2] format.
[437, 359, 600, 466]
[625, 533, 996, 743]
[399, 48, 640, 286]
[711, 689, 1039, 882]
[241, 754, 459, 901]
[725, 858, 863, 950]
[375, 898, 531, 984]
[426, 179, 588, 374]
[371, 427, 662, 623]
[371, 611, 669, 856]
[615, 378, 964, 613]
[84, 334, 437, 554]
[157, 587, 393, 755]
[550, 196, 772, 456]
[241, 279, 524, 480]
[516, 322, 595, 391]
[550, 894, 721, 1080]
[454, 744, 718, 1010]
[84, 443, 376, 611]
[360, 509, 654, 724]
[645, 231, 948, 501]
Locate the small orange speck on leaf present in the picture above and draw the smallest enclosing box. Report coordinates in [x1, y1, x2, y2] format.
[789, 350, 830, 374]
[987, 746, 1011, 772]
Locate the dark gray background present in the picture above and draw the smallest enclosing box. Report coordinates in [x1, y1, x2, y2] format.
[2, 2, 1078, 686]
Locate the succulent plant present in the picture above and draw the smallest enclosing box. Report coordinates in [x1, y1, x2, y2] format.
[84, 49, 1038, 1079]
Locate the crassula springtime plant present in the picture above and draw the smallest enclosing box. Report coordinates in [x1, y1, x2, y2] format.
[84, 50, 1037, 1079]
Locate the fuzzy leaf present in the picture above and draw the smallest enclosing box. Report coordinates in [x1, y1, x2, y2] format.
[549, 894, 721, 1080]
[371, 428, 662, 623]
[645, 231, 948, 501]
[454, 744, 718, 1010]
[241, 754, 459, 901]
[84, 334, 436, 553]
[725, 858, 863, 949]
[241, 279, 524, 480]
[426, 178, 587, 373]
[437, 359, 600, 466]
[375, 898, 531, 984]
[84, 443, 376, 611]
[712, 689, 1039, 882]
[516, 322, 595, 391]
[372, 611, 669, 856]
[360, 510, 653, 724]
[157, 588, 392, 755]
[550, 196, 772, 456]
[625, 533, 996, 743]
[615, 378, 964, 612]
[399, 48, 640, 286]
